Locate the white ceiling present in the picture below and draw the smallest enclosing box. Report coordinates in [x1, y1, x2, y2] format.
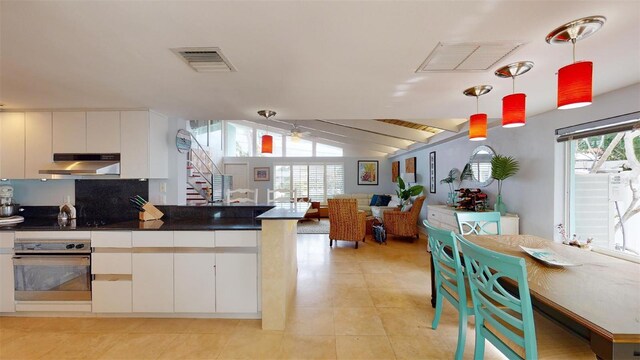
[1, 1, 639, 154]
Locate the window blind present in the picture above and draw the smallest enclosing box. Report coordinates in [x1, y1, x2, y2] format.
[326, 164, 345, 198]
[308, 165, 325, 202]
[292, 165, 309, 199]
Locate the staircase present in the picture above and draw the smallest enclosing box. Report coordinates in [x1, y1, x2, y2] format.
[185, 132, 223, 205]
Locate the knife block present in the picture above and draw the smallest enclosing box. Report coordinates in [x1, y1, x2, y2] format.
[139, 203, 164, 221]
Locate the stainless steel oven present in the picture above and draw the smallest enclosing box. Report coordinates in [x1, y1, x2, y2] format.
[13, 238, 91, 301]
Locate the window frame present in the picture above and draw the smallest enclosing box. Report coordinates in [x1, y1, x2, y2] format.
[273, 162, 345, 203]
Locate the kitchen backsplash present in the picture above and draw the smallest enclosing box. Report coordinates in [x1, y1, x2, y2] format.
[75, 180, 149, 222]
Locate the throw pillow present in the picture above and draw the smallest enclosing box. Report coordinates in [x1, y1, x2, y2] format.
[377, 195, 392, 206]
[388, 199, 400, 208]
[369, 195, 379, 207]
[401, 203, 413, 212]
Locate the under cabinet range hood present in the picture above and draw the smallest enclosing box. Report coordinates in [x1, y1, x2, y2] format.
[39, 154, 121, 176]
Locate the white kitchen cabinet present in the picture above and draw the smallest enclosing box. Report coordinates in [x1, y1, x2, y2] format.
[86, 111, 120, 153]
[52, 112, 86, 153]
[91, 231, 132, 313]
[215, 253, 258, 313]
[25, 112, 53, 179]
[174, 253, 216, 313]
[426, 205, 520, 235]
[131, 231, 173, 312]
[120, 110, 168, 179]
[0, 232, 15, 313]
[92, 279, 132, 313]
[0, 112, 25, 179]
[132, 252, 174, 312]
[216, 230, 257, 247]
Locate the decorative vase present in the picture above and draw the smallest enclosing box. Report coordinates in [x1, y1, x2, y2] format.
[494, 194, 507, 216]
[446, 192, 457, 207]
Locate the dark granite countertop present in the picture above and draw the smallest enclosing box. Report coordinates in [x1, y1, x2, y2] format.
[0, 217, 261, 231]
[0, 203, 310, 231]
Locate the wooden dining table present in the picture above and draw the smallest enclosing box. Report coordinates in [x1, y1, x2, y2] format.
[428, 234, 640, 360]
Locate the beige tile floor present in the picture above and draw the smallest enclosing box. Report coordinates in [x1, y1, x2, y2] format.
[0, 233, 596, 359]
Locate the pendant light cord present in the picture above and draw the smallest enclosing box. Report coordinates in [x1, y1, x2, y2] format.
[476, 96, 479, 113]
[512, 76, 516, 94]
[571, 38, 577, 63]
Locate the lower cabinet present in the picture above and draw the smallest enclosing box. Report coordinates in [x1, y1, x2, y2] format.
[174, 253, 216, 313]
[0, 253, 15, 313]
[92, 279, 132, 313]
[90, 230, 259, 315]
[132, 253, 174, 313]
[216, 253, 258, 313]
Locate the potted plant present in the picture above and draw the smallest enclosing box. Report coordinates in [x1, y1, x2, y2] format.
[396, 176, 424, 207]
[490, 154, 520, 215]
[440, 168, 459, 206]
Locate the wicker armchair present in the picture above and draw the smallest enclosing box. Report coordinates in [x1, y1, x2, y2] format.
[328, 199, 366, 249]
[384, 196, 426, 240]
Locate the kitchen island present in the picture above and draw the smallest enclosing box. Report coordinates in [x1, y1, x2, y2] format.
[0, 203, 308, 330]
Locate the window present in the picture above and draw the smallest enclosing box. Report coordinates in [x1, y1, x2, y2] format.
[226, 122, 253, 156]
[273, 165, 290, 190]
[561, 114, 640, 257]
[326, 164, 345, 198]
[274, 163, 344, 202]
[286, 137, 312, 157]
[308, 165, 325, 202]
[292, 165, 309, 199]
[256, 129, 283, 157]
[316, 142, 343, 157]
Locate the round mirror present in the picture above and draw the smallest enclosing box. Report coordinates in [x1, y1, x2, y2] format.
[468, 145, 495, 187]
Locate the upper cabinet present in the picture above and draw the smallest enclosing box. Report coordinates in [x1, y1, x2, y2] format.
[86, 111, 120, 153]
[25, 112, 53, 179]
[52, 112, 86, 153]
[0, 113, 26, 179]
[0, 109, 168, 180]
[121, 111, 168, 179]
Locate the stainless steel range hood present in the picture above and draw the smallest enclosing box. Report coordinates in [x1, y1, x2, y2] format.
[39, 154, 121, 175]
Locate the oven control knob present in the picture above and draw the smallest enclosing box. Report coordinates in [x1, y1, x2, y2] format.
[66, 244, 74, 249]
[75, 244, 85, 249]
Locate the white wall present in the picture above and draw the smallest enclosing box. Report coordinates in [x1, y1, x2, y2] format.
[389, 83, 640, 240]
[223, 156, 394, 203]
[149, 117, 188, 205]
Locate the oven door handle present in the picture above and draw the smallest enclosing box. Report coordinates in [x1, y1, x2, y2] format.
[12, 255, 90, 266]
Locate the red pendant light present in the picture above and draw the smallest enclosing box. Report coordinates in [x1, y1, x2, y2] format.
[463, 85, 492, 141]
[469, 113, 487, 141]
[546, 16, 605, 110]
[495, 61, 533, 128]
[257, 109, 277, 154]
[261, 134, 273, 154]
[557, 61, 592, 109]
[502, 93, 526, 127]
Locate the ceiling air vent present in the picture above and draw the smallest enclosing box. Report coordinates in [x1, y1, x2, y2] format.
[416, 41, 524, 73]
[172, 47, 236, 73]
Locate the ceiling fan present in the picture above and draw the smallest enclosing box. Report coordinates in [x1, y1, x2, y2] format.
[286, 122, 311, 140]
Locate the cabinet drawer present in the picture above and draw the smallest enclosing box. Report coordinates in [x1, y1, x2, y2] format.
[92, 280, 132, 313]
[215, 231, 257, 247]
[132, 231, 173, 247]
[92, 253, 132, 274]
[0, 233, 14, 248]
[91, 232, 131, 248]
[16, 231, 91, 240]
[174, 231, 214, 248]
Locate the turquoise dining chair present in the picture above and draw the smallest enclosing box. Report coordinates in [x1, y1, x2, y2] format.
[456, 234, 537, 360]
[424, 220, 473, 360]
[455, 211, 502, 235]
